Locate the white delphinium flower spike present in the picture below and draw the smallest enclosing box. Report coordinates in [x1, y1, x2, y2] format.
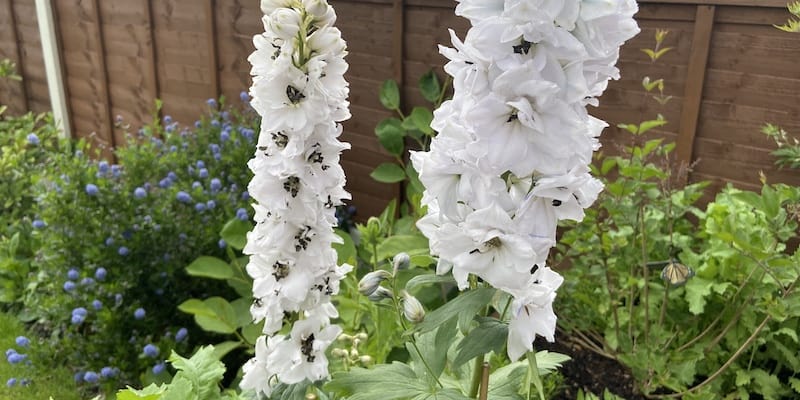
[241, 0, 351, 395]
[415, 0, 639, 361]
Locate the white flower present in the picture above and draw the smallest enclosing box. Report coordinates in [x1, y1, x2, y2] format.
[273, 318, 342, 384]
[506, 266, 563, 361]
[240, 334, 284, 396]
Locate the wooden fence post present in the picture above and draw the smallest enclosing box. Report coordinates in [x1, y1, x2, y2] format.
[205, 0, 220, 100]
[392, 0, 404, 87]
[145, 0, 160, 105]
[675, 5, 715, 185]
[90, 0, 115, 152]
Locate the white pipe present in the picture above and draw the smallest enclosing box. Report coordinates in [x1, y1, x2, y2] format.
[35, 0, 70, 139]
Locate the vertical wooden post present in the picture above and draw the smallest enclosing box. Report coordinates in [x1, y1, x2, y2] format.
[6, 0, 30, 112]
[675, 5, 715, 185]
[90, 0, 115, 152]
[35, 0, 71, 138]
[205, 0, 220, 99]
[145, 0, 160, 104]
[391, 0, 404, 87]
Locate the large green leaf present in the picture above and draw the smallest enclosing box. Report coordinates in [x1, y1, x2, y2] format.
[416, 288, 495, 334]
[375, 118, 406, 156]
[177, 299, 214, 317]
[186, 256, 234, 280]
[453, 317, 508, 366]
[220, 218, 251, 250]
[380, 80, 401, 110]
[408, 107, 434, 135]
[326, 362, 426, 400]
[376, 234, 429, 261]
[406, 274, 455, 293]
[371, 163, 406, 183]
[194, 297, 238, 334]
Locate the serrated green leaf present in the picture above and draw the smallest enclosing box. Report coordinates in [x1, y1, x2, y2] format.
[534, 350, 571, 374]
[789, 377, 800, 394]
[684, 277, 712, 315]
[419, 70, 442, 103]
[186, 256, 234, 280]
[380, 80, 401, 110]
[117, 384, 165, 400]
[220, 218, 251, 250]
[487, 362, 526, 400]
[406, 274, 455, 292]
[375, 118, 405, 156]
[371, 163, 406, 183]
[167, 346, 227, 400]
[416, 288, 495, 334]
[453, 317, 508, 366]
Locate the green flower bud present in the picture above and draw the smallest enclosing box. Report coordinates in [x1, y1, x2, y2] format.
[367, 286, 393, 302]
[401, 290, 425, 323]
[358, 270, 392, 296]
[392, 252, 411, 272]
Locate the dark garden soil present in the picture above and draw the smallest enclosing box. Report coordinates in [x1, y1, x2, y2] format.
[535, 334, 646, 400]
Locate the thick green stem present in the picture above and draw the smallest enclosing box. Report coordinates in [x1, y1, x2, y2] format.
[469, 355, 484, 398]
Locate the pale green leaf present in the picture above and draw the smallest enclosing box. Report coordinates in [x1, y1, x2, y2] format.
[186, 256, 234, 280]
[380, 80, 401, 110]
[371, 163, 406, 183]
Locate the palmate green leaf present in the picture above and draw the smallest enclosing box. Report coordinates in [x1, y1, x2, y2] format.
[271, 381, 312, 400]
[453, 317, 508, 366]
[117, 384, 165, 400]
[684, 276, 713, 315]
[376, 234, 429, 261]
[419, 70, 442, 103]
[325, 362, 427, 400]
[380, 80, 401, 110]
[416, 287, 496, 334]
[790, 377, 800, 394]
[534, 350, 571, 374]
[186, 256, 234, 280]
[487, 362, 527, 400]
[371, 163, 406, 183]
[376, 118, 406, 156]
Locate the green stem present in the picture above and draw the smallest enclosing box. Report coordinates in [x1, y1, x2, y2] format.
[390, 277, 443, 388]
[469, 355, 484, 398]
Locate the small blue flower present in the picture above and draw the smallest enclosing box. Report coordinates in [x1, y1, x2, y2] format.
[192, 181, 202, 190]
[115, 293, 123, 305]
[206, 200, 216, 210]
[83, 371, 99, 384]
[32, 219, 46, 229]
[92, 300, 103, 310]
[170, 145, 178, 152]
[67, 268, 79, 280]
[81, 277, 95, 286]
[196, 160, 206, 169]
[195, 120, 202, 128]
[221, 111, 230, 121]
[27, 133, 39, 145]
[175, 327, 188, 342]
[15, 336, 30, 348]
[111, 165, 121, 177]
[134, 308, 146, 320]
[210, 178, 222, 191]
[163, 115, 173, 124]
[198, 168, 209, 179]
[98, 161, 109, 173]
[105, 237, 114, 246]
[6, 378, 17, 387]
[159, 178, 172, 189]
[73, 372, 84, 382]
[167, 171, 178, 181]
[95, 267, 107, 281]
[152, 362, 166, 375]
[100, 366, 116, 378]
[176, 191, 192, 203]
[236, 208, 249, 221]
[240, 91, 250, 102]
[143, 344, 159, 358]
[209, 143, 220, 153]
[85, 184, 99, 196]
[134, 187, 147, 199]
[220, 130, 230, 142]
[63, 281, 76, 292]
[70, 313, 86, 325]
[19, 379, 30, 387]
[241, 191, 250, 200]
[118, 246, 130, 256]
[7, 352, 26, 364]
[194, 203, 206, 212]
[165, 124, 175, 133]
[218, 239, 227, 249]
[179, 233, 188, 241]
[206, 98, 217, 108]
[241, 128, 255, 141]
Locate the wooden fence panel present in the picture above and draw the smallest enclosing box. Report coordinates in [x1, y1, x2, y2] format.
[1, 0, 798, 215]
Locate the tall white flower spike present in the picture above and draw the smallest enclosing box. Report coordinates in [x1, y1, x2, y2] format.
[414, 0, 639, 361]
[241, 0, 352, 395]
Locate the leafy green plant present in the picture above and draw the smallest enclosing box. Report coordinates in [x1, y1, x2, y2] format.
[775, 1, 800, 32]
[116, 345, 243, 400]
[372, 71, 448, 213]
[763, 123, 800, 169]
[556, 29, 800, 399]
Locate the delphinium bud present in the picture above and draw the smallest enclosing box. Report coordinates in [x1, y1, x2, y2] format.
[357, 270, 392, 296]
[401, 290, 425, 323]
[392, 252, 410, 273]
